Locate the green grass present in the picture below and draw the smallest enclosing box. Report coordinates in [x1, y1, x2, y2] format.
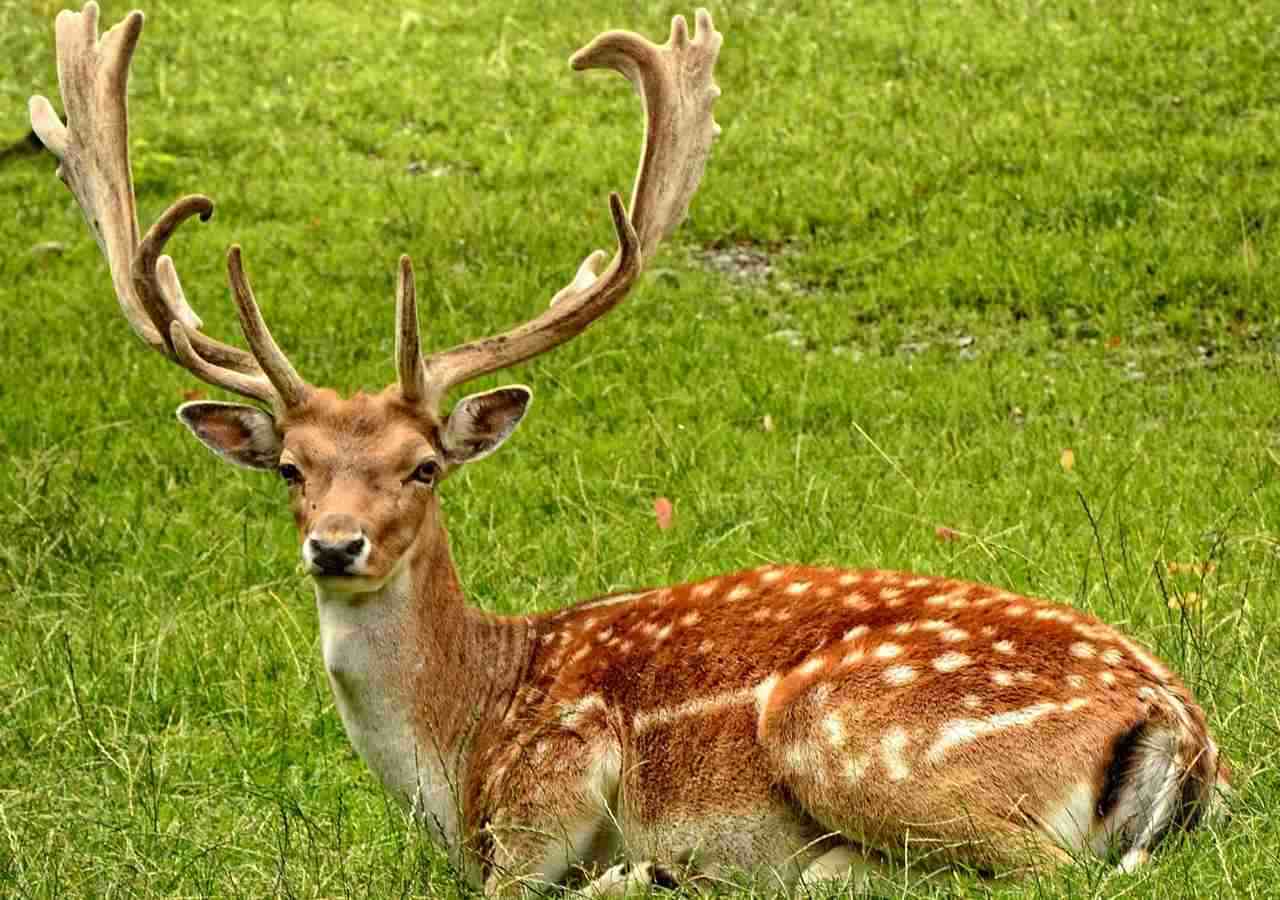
[3, 0, 1280, 895]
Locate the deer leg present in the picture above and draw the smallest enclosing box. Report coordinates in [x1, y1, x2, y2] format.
[477, 725, 625, 897]
[479, 812, 621, 897]
[798, 842, 896, 893]
[579, 861, 684, 898]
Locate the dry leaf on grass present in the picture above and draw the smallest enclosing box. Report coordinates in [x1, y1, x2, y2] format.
[654, 497, 674, 531]
[935, 525, 959, 542]
[1060, 448, 1075, 472]
[1166, 560, 1217, 576]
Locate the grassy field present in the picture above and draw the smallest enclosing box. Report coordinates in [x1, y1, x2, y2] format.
[3, 0, 1280, 896]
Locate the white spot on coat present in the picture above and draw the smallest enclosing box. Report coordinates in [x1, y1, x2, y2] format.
[1070, 642, 1096, 659]
[823, 713, 846, 748]
[843, 593, 871, 611]
[881, 728, 911, 781]
[934, 652, 971, 673]
[927, 702, 1060, 763]
[798, 657, 826, 677]
[884, 665, 917, 686]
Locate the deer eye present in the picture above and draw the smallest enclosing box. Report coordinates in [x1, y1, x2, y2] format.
[411, 460, 439, 484]
[410, 460, 439, 485]
[278, 463, 303, 486]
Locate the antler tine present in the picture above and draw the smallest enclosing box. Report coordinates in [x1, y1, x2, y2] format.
[169, 322, 279, 406]
[412, 9, 722, 415]
[226, 247, 309, 410]
[29, 2, 305, 407]
[396, 255, 428, 403]
[133, 194, 258, 372]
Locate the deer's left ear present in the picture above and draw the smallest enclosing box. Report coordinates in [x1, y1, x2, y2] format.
[441, 386, 532, 466]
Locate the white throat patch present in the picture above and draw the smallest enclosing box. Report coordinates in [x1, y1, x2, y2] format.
[314, 570, 463, 849]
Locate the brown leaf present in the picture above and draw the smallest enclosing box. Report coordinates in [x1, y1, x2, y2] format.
[182, 388, 207, 402]
[1166, 560, 1217, 577]
[654, 497, 674, 531]
[1060, 448, 1075, 472]
[1105, 335, 1122, 349]
[935, 525, 958, 543]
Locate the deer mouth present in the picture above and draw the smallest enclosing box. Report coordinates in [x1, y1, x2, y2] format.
[311, 572, 389, 595]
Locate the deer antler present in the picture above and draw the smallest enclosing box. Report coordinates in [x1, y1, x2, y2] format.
[397, 9, 723, 412]
[29, 3, 307, 411]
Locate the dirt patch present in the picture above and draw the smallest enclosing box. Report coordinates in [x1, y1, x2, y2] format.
[699, 242, 777, 285]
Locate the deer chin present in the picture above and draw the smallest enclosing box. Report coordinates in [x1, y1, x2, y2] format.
[310, 573, 389, 595]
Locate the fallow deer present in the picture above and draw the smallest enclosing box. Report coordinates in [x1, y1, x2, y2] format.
[32, 3, 1227, 895]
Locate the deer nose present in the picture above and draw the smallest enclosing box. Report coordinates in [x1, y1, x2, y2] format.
[306, 534, 368, 575]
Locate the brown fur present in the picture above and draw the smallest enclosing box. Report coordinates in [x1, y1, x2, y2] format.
[438, 564, 1224, 885]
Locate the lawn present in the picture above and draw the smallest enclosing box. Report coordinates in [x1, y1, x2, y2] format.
[2, 0, 1280, 896]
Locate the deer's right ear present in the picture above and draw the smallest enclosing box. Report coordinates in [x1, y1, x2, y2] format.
[177, 401, 282, 470]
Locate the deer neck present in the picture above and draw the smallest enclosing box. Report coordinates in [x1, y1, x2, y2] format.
[313, 516, 533, 851]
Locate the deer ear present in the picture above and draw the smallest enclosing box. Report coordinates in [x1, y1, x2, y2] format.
[176, 401, 282, 470]
[441, 386, 532, 466]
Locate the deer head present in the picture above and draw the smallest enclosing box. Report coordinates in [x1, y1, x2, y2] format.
[31, 4, 722, 595]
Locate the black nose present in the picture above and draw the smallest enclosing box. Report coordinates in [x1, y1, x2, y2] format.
[308, 535, 367, 575]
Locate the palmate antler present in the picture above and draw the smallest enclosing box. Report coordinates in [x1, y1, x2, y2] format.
[29, 4, 307, 411]
[32, 3, 721, 417]
[398, 11, 723, 415]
